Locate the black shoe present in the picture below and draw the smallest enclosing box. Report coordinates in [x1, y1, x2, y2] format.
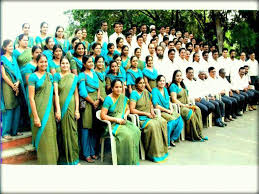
[221, 121, 227, 126]
[170, 140, 176, 147]
[232, 114, 237, 119]
[236, 112, 242, 116]
[216, 122, 224, 127]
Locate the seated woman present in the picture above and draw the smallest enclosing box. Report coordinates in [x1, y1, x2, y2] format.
[126, 56, 143, 94]
[169, 70, 208, 142]
[143, 55, 158, 92]
[151, 75, 184, 147]
[129, 77, 168, 163]
[101, 79, 141, 165]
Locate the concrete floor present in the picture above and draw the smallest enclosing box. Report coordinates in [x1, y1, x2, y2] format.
[21, 109, 258, 166]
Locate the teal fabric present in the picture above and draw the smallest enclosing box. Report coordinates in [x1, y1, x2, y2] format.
[42, 50, 53, 72]
[151, 87, 170, 109]
[126, 69, 143, 86]
[142, 67, 158, 80]
[53, 38, 70, 54]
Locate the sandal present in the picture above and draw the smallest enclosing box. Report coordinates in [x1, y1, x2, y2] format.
[91, 155, 98, 160]
[85, 157, 95, 163]
[3, 135, 13, 140]
[16, 132, 23, 136]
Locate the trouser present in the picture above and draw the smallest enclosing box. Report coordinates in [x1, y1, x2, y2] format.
[239, 90, 256, 106]
[209, 99, 225, 118]
[81, 128, 96, 158]
[232, 92, 246, 112]
[248, 89, 259, 105]
[196, 98, 215, 122]
[250, 76, 258, 86]
[2, 106, 21, 137]
[221, 95, 238, 118]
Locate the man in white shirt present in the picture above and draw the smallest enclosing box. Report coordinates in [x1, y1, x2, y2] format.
[158, 26, 165, 44]
[229, 49, 242, 82]
[154, 45, 165, 72]
[218, 68, 243, 117]
[231, 67, 258, 111]
[163, 41, 174, 60]
[174, 41, 182, 60]
[184, 67, 215, 124]
[147, 43, 157, 62]
[208, 50, 221, 76]
[124, 32, 134, 57]
[137, 24, 147, 36]
[206, 67, 227, 126]
[208, 44, 216, 62]
[134, 35, 149, 61]
[239, 52, 247, 67]
[169, 28, 176, 41]
[246, 52, 258, 85]
[109, 22, 125, 49]
[147, 28, 156, 44]
[200, 51, 210, 76]
[192, 52, 204, 79]
[218, 48, 231, 81]
[94, 21, 108, 43]
[185, 49, 192, 67]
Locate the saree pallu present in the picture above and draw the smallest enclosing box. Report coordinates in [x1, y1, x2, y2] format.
[137, 60, 145, 71]
[15, 49, 33, 68]
[104, 94, 141, 165]
[29, 73, 58, 164]
[56, 73, 79, 165]
[96, 71, 107, 100]
[169, 84, 204, 141]
[53, 38, 70, 54]
[142, 67, 158, 90]
[132, 89, 168, 163]
[42, 50, 53, 73]
[66, 50, 75, 62]
[70, 57, 83, 74]
[121, 57, 131, 71]
[126, 69, 143, 91]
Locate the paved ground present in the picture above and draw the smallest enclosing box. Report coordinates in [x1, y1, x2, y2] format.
[22, 109, 258, 165]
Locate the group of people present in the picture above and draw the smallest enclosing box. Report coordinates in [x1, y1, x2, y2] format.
[1, 21, 258, 165]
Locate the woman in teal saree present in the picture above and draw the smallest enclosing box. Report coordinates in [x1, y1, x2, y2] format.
[54, 57, 80, 165]
[143, 56, 158, 92]
[35, 22, 49, 48]
[50, 44, 63, 75]
[14, 23, 34, 48]
[70, 42, 85, 75]
[101, 79, 141, 165]
[42, 37, 55, 73]
[53, 26, 70, 54]
[1, 40, 25, 139]
[129, 77, 168, 163]
[94, 56, 107, 103]
[28, 54, 58, 164]
[120, 45, 131, 71]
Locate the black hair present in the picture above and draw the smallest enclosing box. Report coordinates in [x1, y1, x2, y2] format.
[145, 55, 153, 64]
[60, 56, 70, 65]
[175, 41, 182, 45]
[150, 38, 156, 44]
[36, 53, 47, 63]
[202, 51, 209, 56]
[168, 41, 174, 45]
[156, 74, 166, 83]
[107, 60, 118, 74]
[163, 36, 169, 42]
[71, 37, 80, 46]
[239, 67, 245, 72]
[52, 44, 63, 59]
[208, 66, 215, 73]
[193, 52, 199, 62]
[40, 22, 48, 33]
[179, 48, 186, 53]
[95, 29, 103, 35]
[222, 48, 228, 52]
[22, 23, 30, 29]
[32, 45, 42, 54]
[230, 49, 235, 55]
[212, 50, 218, 55]
[125, 32, 132, 39]
[136, 35, 143, 41]
[107, 43, 115, 54]
[18, 34, 28, 41]
[186, 67, 194, 74]
[73, 42, 85, 57]
[135, 77, 144, 86]
[92, 42, 102, 50]
[111, 79, 123, 89]
[121, 45, 129, 56]
[219, 68, 225, 74]
[113, 22, 120, 28]
[130, 55, 138, 63]
[170, 70, 186, 89]
[55, 26, 65, 38]
[244, 65, 249, 68]
[168, 48, 176, 55]
[116, 37, 123, 46]
[101, 21, 107, 26]
[81, 55, 92, 72]
[43, 37, 53, 50]
[94, 55, 104, 64]
[1, 39, 12, 54]
[134, 47, 141, 54]
[150, 29, 156, 33]
[113, 54, 121, 61]
[74, 28, 82, 35]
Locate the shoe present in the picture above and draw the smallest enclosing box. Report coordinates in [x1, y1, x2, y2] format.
[3, 135, 13, 140]
[236, 112, 243, 116]
[91, 155, 98, 160]
[85, 157, 95, 163]
[232, 114, 237, 119]
[216, 122, 224, 127]
[228, 117, 234, 121]
[252, 105, 257, 110]
[224, 118, 231, 122]
[170, 140, 176, 147]
[221, 121, 227, 126]
[168, 145, 172, 149]
[248, 106, 253, 111]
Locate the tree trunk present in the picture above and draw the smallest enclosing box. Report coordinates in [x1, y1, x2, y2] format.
[214, 11, 224, 54]
[176, 10, 179, 29]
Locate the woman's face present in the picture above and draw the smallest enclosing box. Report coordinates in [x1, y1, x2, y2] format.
[76, 30, 83, 40]
[122, 47, 129, 56]
[131, 57, 138, 68]
[60, 58, 70, 72]
[108, 46, 115, 54]
[82, 29, 87, 39]
[41, 23, 48, 34]
[94, 45, 101, 56]
[112, 81, 122, 95]
[76, 44, 85, 56]
[146, 57, 153, 67]
[4, 41, 14, 54]
[185, 51, 190, 60]
[96, 32, 103, 41]
[110, 62, 118, 74]
[73, 39, 80, 49]
[136, 78, 145, 92]
[19, 36, 29, 48]
[37, 56, 48, 71]
[56, 27, 64, 39]
[32, 48, 42, 60]
[175, 71, 182, 83]
[47, 38, 54, 50]
[115, 57, 121, 67]
[157, 76, 166, 88]
[118, 39, 124, 48]
[84, 57, 94, 70]
[54, 48, 63, 59]
[96, 57, 104, 70]
[135, 49, 141, 58]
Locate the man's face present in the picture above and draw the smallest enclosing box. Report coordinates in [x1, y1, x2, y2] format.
[240, 52, 246, 61]
[160, 27, 165, 34]
[239, 69, 245, 76]
[250, 53, 255, 60]
[114, 24, 120, 33]
[186, 70, 194, 80]
[209, 69, 217, 78]
[194, 45, 199, 52]
[244, 67, 249, 74]
[222, 50, 228, 58]
[171, 29, 176, 35]
[156, 46, 164, 58]
[230, 51, 236, 59]
[203, 53, 209, 61]
[203, 45, 209, 52]
[184, 32, 189, 38]
[199, 72, 206, 80]
[213, 52, 219, 60]
[168, 51, 175, 61]
[165, 27, 170, 34]
[132, 27, 137, 34]
[137, 37, 143, 47]
[176, 42, 182, 50]
[180, 50, 186, 59]
[141, 25, 147, 33]
[101, 22, 108, 31]
[168, 42, 174, 49]
[219, 71, 226, 78]
[148, 44, 155, 55]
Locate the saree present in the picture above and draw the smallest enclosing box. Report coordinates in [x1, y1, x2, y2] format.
[35, 36, 46, 48]
[130, 89, 168, 162]
[42, 49, 53, 73]
[169, 83, 204, 141]
[28, 72, 58, 164]
[66, 49, 75, 62]
[126, 68, 143, 90]
[142, 67, 158, 90]
[14, 36, 34, 48]
[152, 87, 184, 144]
[54, 73, 79, 165]
[78, 70, 99, 129]
[103, 94, 141, 165]
[13, 48, 33, 68]
[96, 71, 107, 100]
[70, 57, 83, 74]
[105, 72, 125, 93]
[49, 60, 61, 73]
[121, 57, 131, 71]
[137, 60, 145, 71]
[53, 38, 70, 54]
[90, 41, 108, 57]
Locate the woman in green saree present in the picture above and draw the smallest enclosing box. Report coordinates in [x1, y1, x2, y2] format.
[53, 26, 70, 54]
[13, 34, 32, 69]
[50, 44, 63, 75]
[143, 55, 158, 92]
[101, 79, 141, 165]
[14, 23, 34, 49]
[70, 42, 85, 75]
[78, 55, 100, 163]
[35, 22, 49, 48]
[42, 37, 55, 73]
[169, 70, 208, 142]
[81, 28, 90, 54]
[121, 45, 131, 71]
[129, 78, 168, 163]
[1, 40, 25, 140]
[134, 48, 145, 71]
[54, 56, 80, 165]
[28, 54, 58, 164]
